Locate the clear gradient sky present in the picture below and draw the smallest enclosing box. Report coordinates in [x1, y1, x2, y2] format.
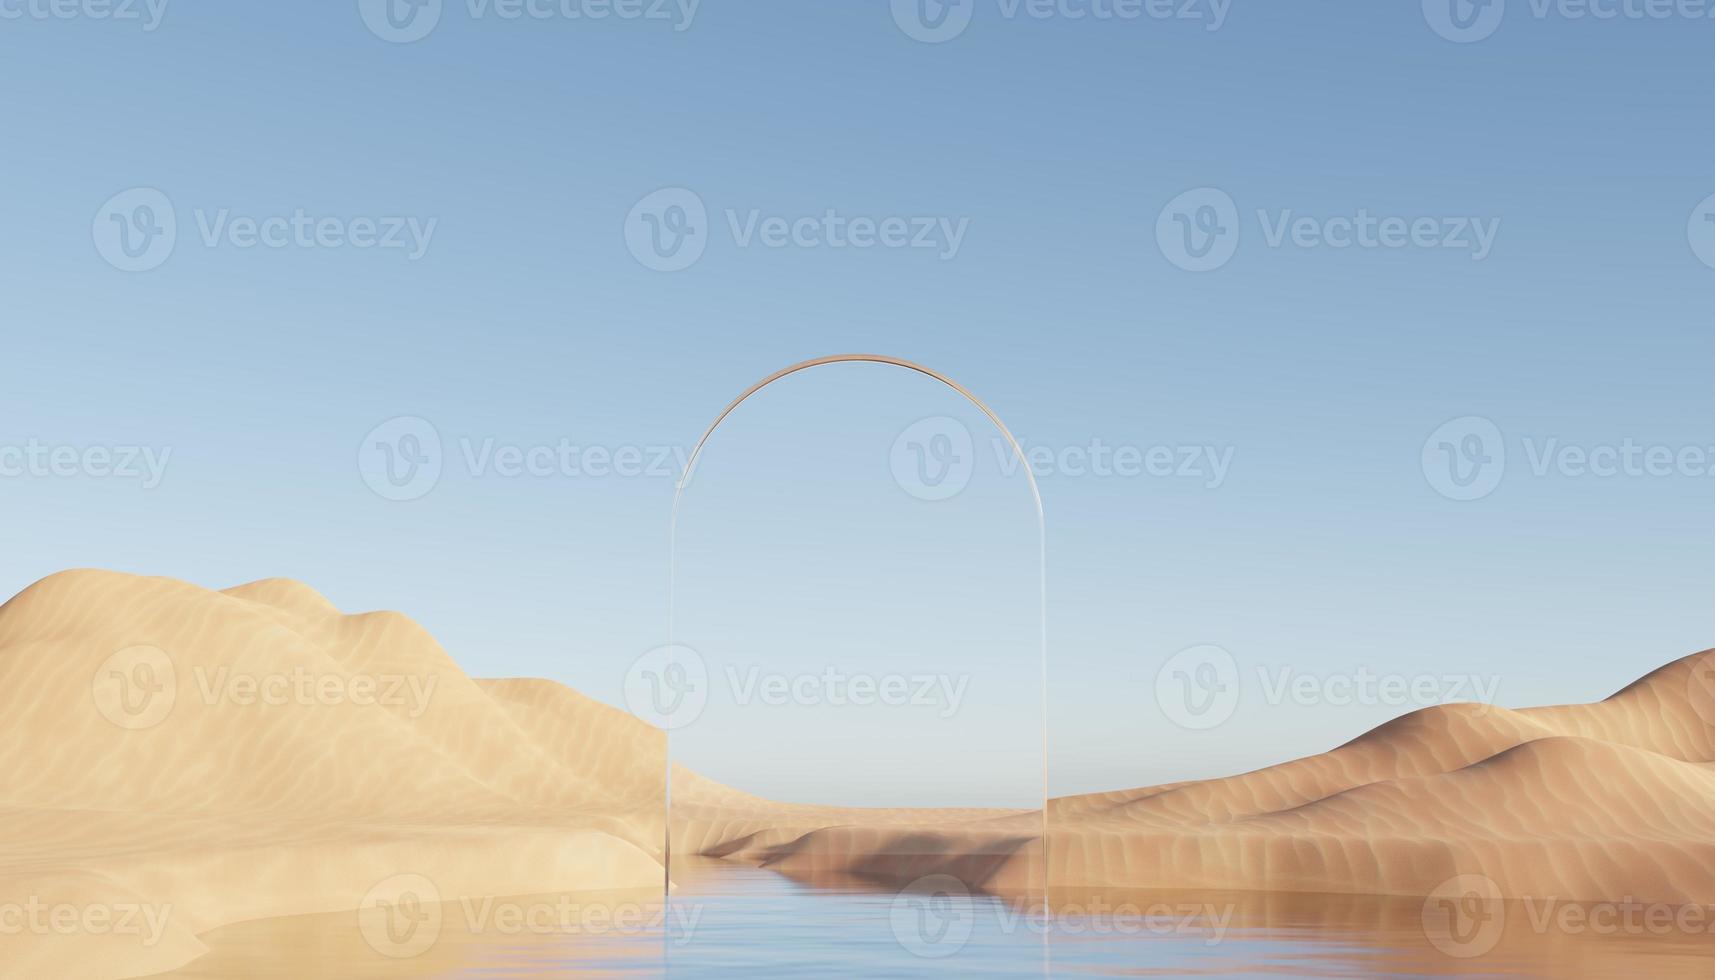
[4, 1, 1714, 805]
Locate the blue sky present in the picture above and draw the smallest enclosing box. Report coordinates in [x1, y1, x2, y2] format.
[4, 1, 1714, 805]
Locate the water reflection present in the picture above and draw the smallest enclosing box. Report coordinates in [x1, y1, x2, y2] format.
[148, 858, 1715, 978]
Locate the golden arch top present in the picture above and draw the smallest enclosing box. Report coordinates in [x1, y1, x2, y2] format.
[674, 353, 1045, 517]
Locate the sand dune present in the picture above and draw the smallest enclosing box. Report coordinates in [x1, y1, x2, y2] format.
[674, 649, 1715, 906]
[0, 570, 666, 979]
[1037, 654, 1715, 903]
[6, 569, 1715, 976]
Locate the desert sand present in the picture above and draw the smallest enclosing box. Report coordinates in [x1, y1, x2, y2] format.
[679, 652, 1715, 905]
[0, 570, 666, 978]
[5, 569, 1715, 977]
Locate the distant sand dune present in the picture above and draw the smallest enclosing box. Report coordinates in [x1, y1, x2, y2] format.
[4, 570, 1713, 977]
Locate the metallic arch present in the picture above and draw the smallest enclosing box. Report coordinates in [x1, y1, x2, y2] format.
[666, 354, 1048, 899]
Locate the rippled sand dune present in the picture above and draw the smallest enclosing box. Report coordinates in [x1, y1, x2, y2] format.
[678, 651, 1715, 906]
[0, 570, 666, 979]
[7, 569, 1715, 977]
[1038, 657, 1715, 903]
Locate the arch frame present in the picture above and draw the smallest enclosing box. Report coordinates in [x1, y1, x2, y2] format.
[665, 354, 1047, 901]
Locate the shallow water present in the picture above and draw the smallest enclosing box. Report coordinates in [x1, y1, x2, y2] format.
[153, 858, 1715, 978]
